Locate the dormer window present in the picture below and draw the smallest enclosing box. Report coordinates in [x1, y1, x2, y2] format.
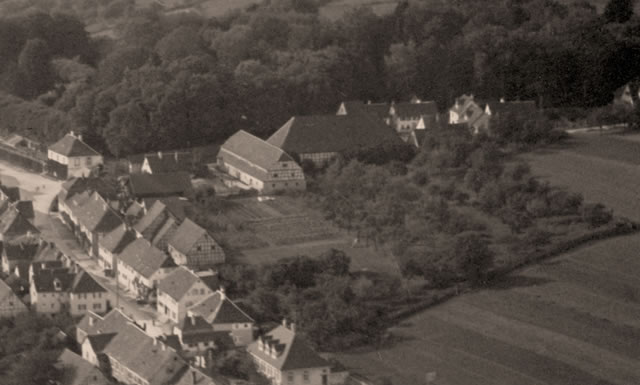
[53, 278, 62, 291]
[282, 163, 288, 168]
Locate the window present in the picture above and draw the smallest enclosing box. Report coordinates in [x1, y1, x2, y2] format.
[272, 184, 276, 188]
[196, 246, 202, 252]
[288, 373, 294, 383]
[74, 158, 80, 167]
[200, 288, 205, 295]
[78, 304, 87, 311]
[93, 293, 97, 298]
[303, 371, 310, 382]
[93, 303, 101, 310]
[51, 303, 55, 308]
[273, 173, 278, 178]
[284, 183, 288, 187]
[86, 157, 92, 166]
[282, 163, 288, 168]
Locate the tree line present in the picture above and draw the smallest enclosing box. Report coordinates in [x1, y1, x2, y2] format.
[0, 0, 638, 155]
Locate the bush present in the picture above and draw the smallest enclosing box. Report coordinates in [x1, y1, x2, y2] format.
[582, 203, 613, 228]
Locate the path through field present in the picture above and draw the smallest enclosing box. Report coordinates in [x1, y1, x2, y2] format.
[338, 132, 640, 384]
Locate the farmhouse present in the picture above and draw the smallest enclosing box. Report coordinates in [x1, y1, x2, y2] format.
[267, 115, 403, 167]
[183, 289, 255, 346]
[247, 320, 333, 385]
[116, 238, 176, 299]
[336, 100, 391, 124]
[167, 218, 225, 268]
[449, 94, 538, 134]
[218, 130, 305, 193]
[47, 131, 103, 179]
[1, 235, 40, 274]
[141, 151, 192, 174]
[156, 266, 217, 323]
[98, 223, 136, 271]
[389, 99, 438, 133]
[76, 308, 131, 344]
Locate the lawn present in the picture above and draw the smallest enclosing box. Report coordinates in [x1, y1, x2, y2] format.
[336, 133, 640, 385]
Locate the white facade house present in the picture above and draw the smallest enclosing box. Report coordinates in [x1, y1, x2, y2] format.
[48, 132, 103, 179]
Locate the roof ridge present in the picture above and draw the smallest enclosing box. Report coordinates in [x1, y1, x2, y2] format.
[241, 129, 290, 157]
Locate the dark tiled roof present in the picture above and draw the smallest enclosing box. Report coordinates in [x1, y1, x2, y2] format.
[30, 260, 64, 276]
[70, 270, 107, 294]
[77, 309, 131, 339]
[14, 201, 34, 220]
[125, 201, 145, 220]
[56, 349, 110, 385]
[133, 200, 179, 245]
[99, 223, 136, 254]
[34, 242, 63, 262]
[248, 325, 329, 371]
[157, 266, 204, 301]
[0, 278, 25, 310]
[182, 328, 234, 347]
[487, 100, 537, 117]
[3, 237, 40, 261]
[144, 151, 192, 173]
[102, 322, 187, 384]
[59, 177, 118, 202]
[267, 115, 403, 155]
[219, 130, 295, 181]
[173, 367, 218, 385]
[143, 197, 193, 222]
[128, 172, 192, 198]
[49, 134, 100, 157]
[87, 332, 117, 353]
[0, 208, 39, 236]
[118, 238, 174, 279]
[391, 101, 438, 118]
[167, 219, 211, 255]
[68, 192, 123, 233]
[338, 101, 391, 121]
[0, 185, 20, 202]
[189, 291, 254, 325]
[32, 268, 74, 292]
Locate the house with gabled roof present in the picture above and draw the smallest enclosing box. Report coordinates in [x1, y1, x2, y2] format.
[218, 130, 305, 193]
[156, 266, 217, 324]
[449, 94, 538, 135]
[58, 177, 118, 205]
[98, 223, 136, 271]
[127, 172, 193, 200]
[389, 99, 438, 133]
[69, 270, 110, 316]
[181, 289, 254, 346]
[1, 234, 40, 274]
[48, 131, 103, 179]
[0, 206, 39, 242]
[133, 200, 180, 251]
[336, 101, 391, 124]
[116, 238, 176, 300]
[55, 348, 111, 385]
[248, 320, 332, 385]
[76, 308, 132, 344]
[101, 320, 188, 385]
[167, 219, 225, 268]
[267, 115, 403, 167]
[0, 277, 27, 317]
[81, 331, 117, 369]
[0, 184, 20, 203]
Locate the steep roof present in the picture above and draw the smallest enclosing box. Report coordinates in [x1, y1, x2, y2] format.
[102, 322, 187, 384]
[0, 207, 39, 236]
[14, 201, 34, 220]
[248, 324, 329, 371]
[219, 130, 296, 181]
[99, 223, 136, 254]
[128, 172, 192, 198]
[189, 291, 254, 325]
[86, 332, 117, 353]
[70, 270, 107, 294]
[0, 278, 26, 311]
[56, 349, 110, 385]
[49, 134, 101, 157]
[267, 115, 402, 155]
[143, 197, 193, 222]
[69, 192, 123, 233]
[0, 185, 20, 202]
[391, 101, 438, 117]
[167, 218, 212, 255]
[3, 236, 40, 261]
[338, 101, 391, 121]
[118, 238, 175, 279]
[157, 266, 204, 301]
[77, 309, 132, 339]
[173, 367, 218, 385]
[32, 267, 75, 292]
[133, 200, 169, 237]
[486, 100, 537, 117]
[144, 151, 192, 174]
[59, 177, 118, 204]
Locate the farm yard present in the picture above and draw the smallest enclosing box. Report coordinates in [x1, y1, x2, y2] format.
[212, 196, 401, 274]
[335, 132, 640, 385]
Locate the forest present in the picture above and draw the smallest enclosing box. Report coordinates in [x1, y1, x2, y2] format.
[0, 0, 638, 156]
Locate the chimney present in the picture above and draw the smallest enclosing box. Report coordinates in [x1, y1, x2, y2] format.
[157, 151, 163, 159]
[500, 97, 505, 103]
[219, 287, 225, 300]
[282, 319, 287, 328]
[69, 130, 75, 138]
[78, 134, 83, 142]
[190, 315, 196, 326]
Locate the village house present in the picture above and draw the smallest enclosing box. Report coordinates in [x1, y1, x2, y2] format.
[336, 101, 392, 124]
[97, 223, 136, 271]
[76, 308, 132, 345]
[449, 94, 538, 135]
[218, 130, 306, 193]
[127, 171, 194, 201]
[63, 191, 123, 258]
[0, 184, 20, 203]
[56, 348, 111, 385]
[1, 234, 40, 274]
[48, 131, 103, 179]
[172, 312, 235, 356]
[247, 320, 333, 385]
[0, 206, 39, 243]
[133, 200, 181, 251]
[167, 219, 225, 268]
[100, 321, 187, 385]
[389, 98, 438, 134]
[116, 238, 176, 300]
[30, 266, 109, 316]
[267, 115, 403, 167]
[0, 277, 28, 317]
[156, 266, 217, 323]
[613, 83, 639, 108]
[58, 177, 118, 206]
[81, 332, 117, 370]
[178, 289, 255, 346]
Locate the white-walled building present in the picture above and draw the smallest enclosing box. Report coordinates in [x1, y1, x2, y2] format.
[48, 132, 103, 179]
[156, 266, 216, 323]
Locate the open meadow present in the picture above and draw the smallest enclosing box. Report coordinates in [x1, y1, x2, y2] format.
[337, 132, 640, 385]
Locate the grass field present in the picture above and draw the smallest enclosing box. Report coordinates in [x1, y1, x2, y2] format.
[336, 132, 640, 384]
